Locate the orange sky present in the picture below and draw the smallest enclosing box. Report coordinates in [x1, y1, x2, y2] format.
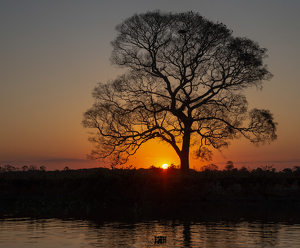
[1, 1, 300, 171]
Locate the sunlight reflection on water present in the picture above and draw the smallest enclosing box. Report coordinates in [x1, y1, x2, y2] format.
[1, 218, 300, 247]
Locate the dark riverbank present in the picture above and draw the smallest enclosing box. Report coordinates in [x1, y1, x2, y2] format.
[1, 167, 300, 221]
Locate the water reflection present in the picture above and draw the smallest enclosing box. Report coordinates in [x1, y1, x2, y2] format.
[1, 218, 300, 247]
[183, 220, 191, 246]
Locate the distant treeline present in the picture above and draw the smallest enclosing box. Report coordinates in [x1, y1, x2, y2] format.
[0, 164, 54, 172]
[1, 161, 300, 174]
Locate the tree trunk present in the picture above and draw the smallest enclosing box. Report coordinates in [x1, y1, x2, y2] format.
[180, 152, 190, 173]
[180, 130, 191, 173]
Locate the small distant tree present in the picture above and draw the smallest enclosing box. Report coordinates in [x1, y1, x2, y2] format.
[261, 164, 274, 172]
[21, 165, 29, 171]
[39, 166, 46, 171]
[239, 166, 250, 173]
[3, 164, 16, 172]
[64, 166, 70, 171]
[28, 165, 38, 171]
[169, 163, 180, 169]
[224, 161, 234, 171]
[282, 168, 292, 174]
[83, 11, 277, 172]
[200, 163, 219, 172]
[293, 166, 300, 172]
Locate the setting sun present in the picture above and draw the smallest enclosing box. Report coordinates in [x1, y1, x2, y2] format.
[162, 164, 169, 169]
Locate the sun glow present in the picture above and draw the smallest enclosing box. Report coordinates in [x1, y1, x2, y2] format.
[162, 163, 169, 169]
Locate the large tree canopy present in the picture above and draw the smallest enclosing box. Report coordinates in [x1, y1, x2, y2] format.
[82, 11, 277, 172]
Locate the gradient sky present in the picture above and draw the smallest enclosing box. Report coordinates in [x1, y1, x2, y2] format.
[1, 0, 300, 171]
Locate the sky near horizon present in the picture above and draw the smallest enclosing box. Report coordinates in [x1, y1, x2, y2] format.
[1, 0, 300, 171]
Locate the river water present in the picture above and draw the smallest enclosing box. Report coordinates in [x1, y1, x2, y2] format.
[1, 218, 300, 247]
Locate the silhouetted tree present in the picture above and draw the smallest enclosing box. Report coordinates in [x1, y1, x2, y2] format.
[21, 165, 29, 171]
[39, 166, 46, 171]
[28, 165, 37, 171]
[200, 163, 219, 172]
[3, 164, 16, 172]
[239, 166, 250, 173]
[282, 168, 292, 174]
[225, 161, 234, 171]
[261, 164, 274, 172]
[169, 163, 179, 169]
[293, 166, 300, 172]
[83, 11, 277, 172]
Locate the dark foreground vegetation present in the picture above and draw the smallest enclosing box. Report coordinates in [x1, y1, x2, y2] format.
[1, 165, 300, 221]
